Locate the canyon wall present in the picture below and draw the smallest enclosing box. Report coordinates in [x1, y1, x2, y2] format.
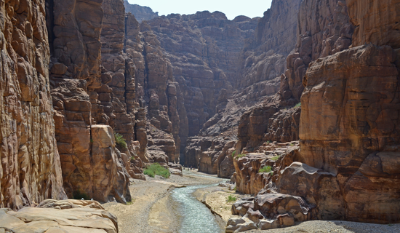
[237, 0, 353, 154]
[146, 12, 259, 145]
[48, 0, 132, 203]
[182, 0, 302, 176]
[0, 0, 66, 209]
[124, 0, 159, 23]
[228, 0, 400, 231]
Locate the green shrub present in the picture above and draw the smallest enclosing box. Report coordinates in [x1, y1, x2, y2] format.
[144, 169, 155, 178]
[231, 150, 236, 157]
[259, 166, 273, 175]
[144, 163, 170, 178]
[236, 154, 246, 159]
[227, 195, 237, 202]
[271, 156, 280, 161]
[115, 133, 127, 149]
[295, 102, 301, 108]
[73, 190, 90, 200]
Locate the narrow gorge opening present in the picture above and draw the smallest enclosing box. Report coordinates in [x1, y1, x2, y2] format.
[1, 0, 400, 232]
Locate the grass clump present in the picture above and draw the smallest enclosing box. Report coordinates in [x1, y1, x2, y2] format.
[271, 156, 280, 161]
[115, 133, 127, 149]
[259, 166, 273, 175]
[231, 150, 236, 158]
[235, 154, 246, 159]
[73, 190, 90, 200]
[227, 195, 237, 203]
[144, 163, 170, 178]
[295, 102, 301, 108]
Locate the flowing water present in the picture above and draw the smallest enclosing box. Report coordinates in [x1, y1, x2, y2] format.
[172, 172, 225, 233]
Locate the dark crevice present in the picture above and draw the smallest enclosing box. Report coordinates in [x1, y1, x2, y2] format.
[45, 0, 55, 56]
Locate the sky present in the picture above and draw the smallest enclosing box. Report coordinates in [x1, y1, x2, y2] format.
[127, 0, 273, 20]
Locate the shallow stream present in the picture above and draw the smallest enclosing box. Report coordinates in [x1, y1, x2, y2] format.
[171, 172, 225, 233]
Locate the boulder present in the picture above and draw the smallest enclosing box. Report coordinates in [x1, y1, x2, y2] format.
[0, 199, 118, 233]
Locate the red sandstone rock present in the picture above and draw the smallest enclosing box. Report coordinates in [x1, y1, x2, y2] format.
[0, 0, 66, 209]
[347, 0, 400, 49]
[49, 0, 132, 202]
[280, 0, 354, 102]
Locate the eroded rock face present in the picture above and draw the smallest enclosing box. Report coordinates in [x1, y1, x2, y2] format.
[0, 0, 66, 209]
[49, 0, 102, 199]
[146, 11, 259, 141]
[125, 13, 181, 163]
[184, 0, 302, 175]
[300, 44, 400, 222]
[124, 0, 159, 22]
[281, 0, 354, 102]
[185, 137, 236, 177]
[229, 0, 400, 229]
[91, 125, 131, 203]
[0, 199, 118, 232]
[49, 0, 132, 202]
[347, 0, 400, 48]
[237, 104, 300, 152]
[233, 144, 300, 195]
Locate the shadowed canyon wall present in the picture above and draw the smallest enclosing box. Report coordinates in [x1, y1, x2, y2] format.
[178, 0, 304, 177]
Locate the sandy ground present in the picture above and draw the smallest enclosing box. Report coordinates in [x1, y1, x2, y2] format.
[103, 170, 223, 233]
[247, 220, 400, 233]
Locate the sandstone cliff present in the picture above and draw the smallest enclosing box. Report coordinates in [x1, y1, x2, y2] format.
[237, 0, 353, 155]
[146, 12, 259, 144]
[124, 13, 179, 164]
[124, 10, 260, 168]
[185, 0, 302, 177]
[48, 0, 132, 203]
[228, 0, 400, 230]
[0, 0, 66, 209]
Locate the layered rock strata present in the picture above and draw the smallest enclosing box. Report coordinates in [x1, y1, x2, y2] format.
[237, 0, 353, 155]
[125, 13, 180, 163]
[183, 0, 302, 172]
[48, 0, 132, 202]
[185, 137, 236, 177]
[281, 0, 354, 102]
[146, 12, 259, 152]
[229, 0, 400, 230]
[0, 0, 66, 209]
[300, 44, 400, 223]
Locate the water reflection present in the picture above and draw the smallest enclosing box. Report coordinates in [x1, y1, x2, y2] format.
[172, 184, 224, 233]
